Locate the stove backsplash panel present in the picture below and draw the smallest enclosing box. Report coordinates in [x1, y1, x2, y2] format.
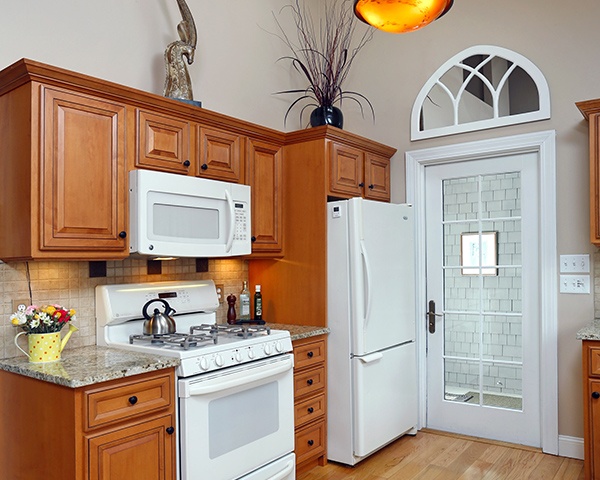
[0, 258, 248, 360]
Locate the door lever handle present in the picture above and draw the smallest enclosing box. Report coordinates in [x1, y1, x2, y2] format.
[427, 300, 443, 334]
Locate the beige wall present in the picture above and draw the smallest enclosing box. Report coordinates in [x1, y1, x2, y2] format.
[0, 0, 596, 441]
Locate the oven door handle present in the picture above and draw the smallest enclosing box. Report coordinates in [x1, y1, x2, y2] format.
[183, 357, 293, 397]
[265, 458, 295, 480]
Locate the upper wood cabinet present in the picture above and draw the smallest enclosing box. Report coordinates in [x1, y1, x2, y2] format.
[329, 142, 391, 201]
[196, 126, 244, 183]
[246, 138, 284, 256]
[135, 108, 191, 175]
[577, 99, 600, 245]
[0, 73, 128, 261]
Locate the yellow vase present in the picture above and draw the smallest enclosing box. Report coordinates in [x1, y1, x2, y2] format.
[14, 325, 78, 363]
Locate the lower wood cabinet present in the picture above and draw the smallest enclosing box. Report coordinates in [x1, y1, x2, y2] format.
[293, 335, 328, 475]
[0, 368, 176, 480]
[583, 340, 600, 479]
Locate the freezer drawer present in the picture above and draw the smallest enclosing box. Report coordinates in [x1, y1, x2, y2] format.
[352, 342, 417, 459]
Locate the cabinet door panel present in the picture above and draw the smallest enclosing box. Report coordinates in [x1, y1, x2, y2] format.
[136, 110, 190, 174]
[364, 153, 391, 202]
[41, 87, 127, 253]
[197, 126, 244, 182]
[329, 141, 364, 198]
[247, 138, 283, 254]
[88, 415, 175, 480]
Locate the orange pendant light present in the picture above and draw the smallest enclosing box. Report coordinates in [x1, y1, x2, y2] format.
[354, 0, 454, 34]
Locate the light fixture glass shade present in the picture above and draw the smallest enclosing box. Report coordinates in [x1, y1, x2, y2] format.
[354, 0, 453, 34]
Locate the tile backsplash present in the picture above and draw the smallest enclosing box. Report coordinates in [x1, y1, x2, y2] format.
[0, 258, 248, 360]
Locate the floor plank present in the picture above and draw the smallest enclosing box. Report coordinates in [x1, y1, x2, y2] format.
[297, 430, 584, 480]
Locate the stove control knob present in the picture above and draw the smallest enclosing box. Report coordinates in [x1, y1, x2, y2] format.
[215, 354, 224, 367]
[264, 344, 273, 355]
[275, 341, 284, 353]
[248, 348, 256, 359]
[199, 357, 209, 371]
[235, 351, 243, 363]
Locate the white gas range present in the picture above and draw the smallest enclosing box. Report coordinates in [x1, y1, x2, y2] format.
[96, 280, 295, 480]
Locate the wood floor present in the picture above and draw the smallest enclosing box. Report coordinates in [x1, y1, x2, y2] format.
[298, 430, 584, 480]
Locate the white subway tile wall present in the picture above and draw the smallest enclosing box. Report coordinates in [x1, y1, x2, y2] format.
[0, 258, 248, 360]
[442, 172, 523, 397]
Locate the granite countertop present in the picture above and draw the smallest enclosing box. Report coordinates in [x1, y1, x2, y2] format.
[0, 345, 180, 388]
[577, 320, 600, 340]
[268, 323, 330, 341]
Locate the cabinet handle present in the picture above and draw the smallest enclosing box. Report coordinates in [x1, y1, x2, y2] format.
[307, 379, 313, 386]
[308, 407, 314, 414]
[201, 163, 208, 170]
[183, 160, 191, 167]
[368, 184, 374, 190]
[251, 236, 257, 242]
[128, 396, 138, 405]
[119, 231, 127, 239]
[593, 392, 600, 399]
[307, 351, 314, 358]
[166, 426, 175, 435]
[308, 440, 314, 446]
[359, 182, 365, 187]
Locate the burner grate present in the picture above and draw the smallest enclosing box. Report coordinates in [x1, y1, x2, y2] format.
[190, 323, 271, 339]
[129, 331, 217, 350]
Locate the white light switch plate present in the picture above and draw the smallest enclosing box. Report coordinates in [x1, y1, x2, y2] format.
[559, 275, 590, 294]
[559, 254, 590, 273]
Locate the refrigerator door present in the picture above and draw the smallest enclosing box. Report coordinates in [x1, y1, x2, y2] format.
[352, 342, 417, 459]
[348, 198, 415, 355]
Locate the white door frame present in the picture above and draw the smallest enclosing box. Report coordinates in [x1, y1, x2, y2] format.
[405, 130, 558, 454]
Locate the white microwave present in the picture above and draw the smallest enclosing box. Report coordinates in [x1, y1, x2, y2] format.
[129, 170, 251, 258]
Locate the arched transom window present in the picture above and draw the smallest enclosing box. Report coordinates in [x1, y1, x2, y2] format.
[411, 45, 550, 140]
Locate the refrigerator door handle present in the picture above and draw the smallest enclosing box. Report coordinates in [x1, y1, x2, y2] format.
[356, 352, 383, 364]
[360, 240, 373, 324]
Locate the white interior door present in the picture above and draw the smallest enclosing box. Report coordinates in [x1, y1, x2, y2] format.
[425, 152, 541, 447]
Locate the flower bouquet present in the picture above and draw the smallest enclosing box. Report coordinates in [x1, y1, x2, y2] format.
[11, 304, 76, 334]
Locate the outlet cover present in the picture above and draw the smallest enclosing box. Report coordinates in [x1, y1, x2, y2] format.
[215, 284, 224, 304]
[11, 299, 30, 312]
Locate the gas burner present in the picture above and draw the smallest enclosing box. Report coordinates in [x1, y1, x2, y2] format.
[129, 331, 217, 350]
[190, 323, 271, 339]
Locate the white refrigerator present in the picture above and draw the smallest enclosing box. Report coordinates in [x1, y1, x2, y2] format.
[327, 197, 417, 466]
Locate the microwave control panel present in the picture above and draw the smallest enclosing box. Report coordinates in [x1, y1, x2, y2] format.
[234, 203, 249, 241]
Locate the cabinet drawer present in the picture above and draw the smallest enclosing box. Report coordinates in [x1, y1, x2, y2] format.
[590, 347, 600, 377]
[294, 339, 326, 370]
[294, 365, 326, 398]
[85, 374, 172, 429]
[295, 421, 325, 465]
[295, 392, 326, 428]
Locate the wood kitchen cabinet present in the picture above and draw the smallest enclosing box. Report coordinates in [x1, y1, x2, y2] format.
[248, 125, 396, 327]
[582, 340, 600, 479]
[0, 368, 176, 480]
[196, 125, 245, 183]
[293, 335, 328, 475]
[0, 63, 128, 261]
[577, 99, 600, 245]
[330, 141, 391, 202]
[246, 137, 284, 256]
[135, 108, 192, 175]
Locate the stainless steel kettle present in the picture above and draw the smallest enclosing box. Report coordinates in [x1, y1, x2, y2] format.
[142, 298, 177, 335]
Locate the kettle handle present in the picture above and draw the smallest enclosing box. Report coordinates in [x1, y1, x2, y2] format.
[142, 298, 175, 320]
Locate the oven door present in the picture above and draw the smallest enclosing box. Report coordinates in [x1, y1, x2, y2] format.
[178, 354, 295, 480]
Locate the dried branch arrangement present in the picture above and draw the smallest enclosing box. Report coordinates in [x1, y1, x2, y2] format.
[273, 0, 375, 126]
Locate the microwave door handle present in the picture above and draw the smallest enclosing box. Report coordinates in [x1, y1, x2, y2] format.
[225, 190, 235, 253]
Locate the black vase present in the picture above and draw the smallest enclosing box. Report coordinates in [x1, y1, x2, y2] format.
[310, 105, 344, 129]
